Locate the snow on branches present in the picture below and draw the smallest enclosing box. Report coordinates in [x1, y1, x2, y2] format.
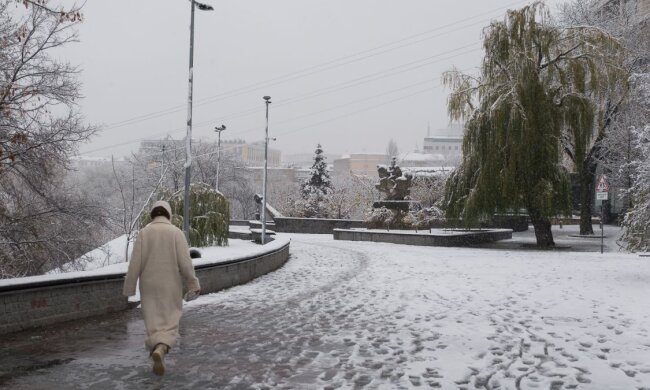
[298, 144, 333, 218]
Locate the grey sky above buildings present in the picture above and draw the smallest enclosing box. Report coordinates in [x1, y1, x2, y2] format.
[65, 0, 563, 159]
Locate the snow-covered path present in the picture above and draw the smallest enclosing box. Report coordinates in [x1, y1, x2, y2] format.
[1, 234, 650, 389]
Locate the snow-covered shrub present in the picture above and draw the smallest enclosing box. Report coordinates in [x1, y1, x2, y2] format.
[404, 206, 445, 229]
[409, 173, 449, 209]
[367, 207, 395, 228]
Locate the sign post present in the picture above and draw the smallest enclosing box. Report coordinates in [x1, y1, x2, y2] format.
[596, 175, 610, 254]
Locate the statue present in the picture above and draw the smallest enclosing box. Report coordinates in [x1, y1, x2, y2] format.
[375, 157, 413, 201]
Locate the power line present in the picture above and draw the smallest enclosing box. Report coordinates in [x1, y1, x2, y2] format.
[93, 76, 458, 165]
[83, 43, 480, 155]
[100, 0, 529, 131]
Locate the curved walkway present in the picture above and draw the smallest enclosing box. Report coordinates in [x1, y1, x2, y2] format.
[0, 233, 649, 389]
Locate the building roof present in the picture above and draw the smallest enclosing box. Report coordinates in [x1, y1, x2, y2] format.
[398, 152, 445, 162]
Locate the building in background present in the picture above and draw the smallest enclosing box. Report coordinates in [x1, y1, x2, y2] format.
[139, 138, 282, 168]
[139, 138, 185, 153]
[422, 123, 464, 166]
[333, 153, 387, 178]
[222, 139, 281, 167]
[283, 152, 340, 169]
[398, 152, 445, 168]
[70, 155, 126, 169]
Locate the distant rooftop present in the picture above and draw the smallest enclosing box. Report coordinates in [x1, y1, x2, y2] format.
[429, 123, 465, 137]
[398, 152, 445, 162]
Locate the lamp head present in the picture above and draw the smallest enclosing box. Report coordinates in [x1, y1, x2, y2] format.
[214, 125, 226, 132]
[263, 96, 272, 103]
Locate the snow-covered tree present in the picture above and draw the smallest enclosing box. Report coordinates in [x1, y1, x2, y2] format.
[621, 124, 650, 250]
[620, 73, 650, 250]
[299, 144, 332, 218]
[0, 2, 104, 277]
[443, 2, 626, 247]
[386, 139, 399, 163]
[598, 73, 650, 214]
[558, 0, 647, 234]
[324, 174, 377, 219]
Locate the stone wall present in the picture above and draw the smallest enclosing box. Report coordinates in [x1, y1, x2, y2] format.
[273, 217, 365, 234]
[0, 275, 128, 335]
[0, 242, 290, 335]
[196, 244, 289, 294]
[333, 228, 512, 247]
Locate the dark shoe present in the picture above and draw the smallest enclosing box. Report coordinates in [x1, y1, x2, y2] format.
[151, 343, 168, 376]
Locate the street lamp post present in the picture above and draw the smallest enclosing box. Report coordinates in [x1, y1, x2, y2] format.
[183, 0, 213, 242]
[261, 96, 272, 244]
[214, 124, 226, 192]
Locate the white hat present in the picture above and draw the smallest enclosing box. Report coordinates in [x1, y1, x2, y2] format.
[151, 200, 172, 218]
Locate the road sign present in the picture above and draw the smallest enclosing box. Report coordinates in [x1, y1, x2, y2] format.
[596, 192, 608, 200]
[596, 175, 609, 193]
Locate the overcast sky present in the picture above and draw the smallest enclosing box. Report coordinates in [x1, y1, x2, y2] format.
[62, 0, 564, 159]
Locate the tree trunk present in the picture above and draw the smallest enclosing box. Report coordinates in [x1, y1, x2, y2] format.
[529, 210, 555, 247]
[579, 157, 598, 235]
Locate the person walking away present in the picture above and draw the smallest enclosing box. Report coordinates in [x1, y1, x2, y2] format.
[123, 200, 201, 376]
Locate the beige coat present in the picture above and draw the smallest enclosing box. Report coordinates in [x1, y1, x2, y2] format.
[123, 216, 200, 351]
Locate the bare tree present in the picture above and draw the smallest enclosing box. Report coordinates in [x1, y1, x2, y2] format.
[0, 167, 109, 277]
[386, 139, 399, 163]
[0, 2, 101, 277]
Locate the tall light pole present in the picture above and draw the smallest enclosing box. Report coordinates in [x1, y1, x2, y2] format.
[183, 0, 213, 242]
[214, 124, 226, 192]
[261, 96, 272, 244]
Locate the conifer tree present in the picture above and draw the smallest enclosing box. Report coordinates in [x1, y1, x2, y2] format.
[300, 144, 332, 218]
[442, 2, 626, 246]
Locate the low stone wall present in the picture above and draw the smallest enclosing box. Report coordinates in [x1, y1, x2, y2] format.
[196, 244, 289, 294]
[551, 217, 600, 225]
[0, 274, 128, 335]
[0, 242, 290, 335]
[488, 214, 529, 232]
[273, 217, 365, 234]
[229, 230, 252, 240]
[334, 228, 512, 247]
[230, 220, 250, 227]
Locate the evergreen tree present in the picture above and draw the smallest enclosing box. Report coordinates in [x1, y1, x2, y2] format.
[300, 144, 332, 218]
[442, 2, 626, 247]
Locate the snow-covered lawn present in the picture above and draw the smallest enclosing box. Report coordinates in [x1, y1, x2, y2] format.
[181, 231, 650, 389]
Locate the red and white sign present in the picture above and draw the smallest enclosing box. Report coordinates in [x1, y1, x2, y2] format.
[596, 175, 609, 193]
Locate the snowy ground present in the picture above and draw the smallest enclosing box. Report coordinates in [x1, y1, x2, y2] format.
[1, 226, 649, 389]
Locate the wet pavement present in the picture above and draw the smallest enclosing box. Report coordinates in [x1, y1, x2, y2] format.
[1, 226, 648, 389]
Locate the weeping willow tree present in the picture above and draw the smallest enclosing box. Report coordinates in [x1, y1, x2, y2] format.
[443, 2, 626, 247]
[141, 183, 230, 247]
